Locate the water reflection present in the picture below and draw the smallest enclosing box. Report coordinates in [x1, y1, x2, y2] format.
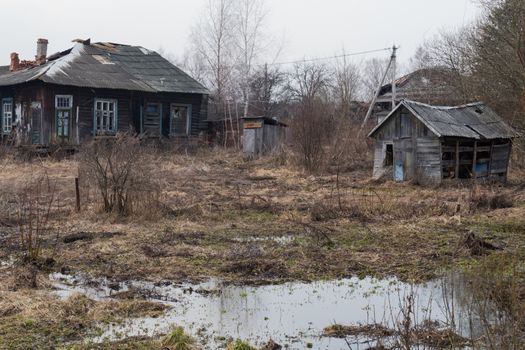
[50, 272, 481, 349]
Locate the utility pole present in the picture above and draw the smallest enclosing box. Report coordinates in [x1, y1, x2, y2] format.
[263, 63, 269, 116]
[391, 45, 398, 110]
[358, 45, 399, 136]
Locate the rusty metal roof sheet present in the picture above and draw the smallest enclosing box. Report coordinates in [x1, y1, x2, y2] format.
[369, 99, 519, 140]
[0, 42, 208, 94]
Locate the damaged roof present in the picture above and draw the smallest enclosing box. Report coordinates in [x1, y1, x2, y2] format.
[376, 68, 463, 105]
[368, 99, 519, 140]
[0, 42, 208, 94]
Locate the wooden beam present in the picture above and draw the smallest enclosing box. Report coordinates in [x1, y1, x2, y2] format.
[504, 142, 512, 181]
[472, 141, 477, 178]
[488, 140, 494, 175]
[455, 140, 460, 179]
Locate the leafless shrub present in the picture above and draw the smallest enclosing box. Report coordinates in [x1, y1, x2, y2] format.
[290, 100, 332, 172]
[17, 173, 56, 263]
[286, 62, 333, 172]
[463, 254, 525, 348]
[268, 143, 291, 167]
[327, 119, 373, 175]
[457, 231, 500, 257]
[79, 133, 163, 217]
[467, 183, 514, 211]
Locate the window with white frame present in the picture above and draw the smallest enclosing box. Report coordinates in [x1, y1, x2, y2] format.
[94, 99, 117, 134]
[2, 99, 13, 135]
[55, 95, 73, 139]
[55, 95, 73, 109]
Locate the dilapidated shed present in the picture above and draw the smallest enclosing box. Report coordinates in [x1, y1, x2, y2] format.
[368, 100, 519, 183]
[242, 116, 287, 159]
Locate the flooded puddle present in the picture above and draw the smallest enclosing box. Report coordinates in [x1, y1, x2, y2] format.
[50, 273, 480, 349]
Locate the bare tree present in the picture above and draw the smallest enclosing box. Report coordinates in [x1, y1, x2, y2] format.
[188, 0, 236, 117]
[410, 0, 525, 161]
[333, 53, 361, 120]
[411, 0, 525, 124]
[287, 62, 333, 171]
[233, 0, 269, 118]
[471, 0, 525, 117]
[361, 58, 395, 101]
[249, 64, 286, 117]
[177, 50, 209, 87]
[411, 28, 475, 103]
[287, 62, 331, 105]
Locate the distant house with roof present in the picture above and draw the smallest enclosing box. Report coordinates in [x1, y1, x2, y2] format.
[374, 68, 466, 124]
[0, 38, 208, 147]
[368, 99, 519, 183]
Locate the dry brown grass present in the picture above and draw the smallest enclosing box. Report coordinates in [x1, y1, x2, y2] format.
[0, 146, 524, 348]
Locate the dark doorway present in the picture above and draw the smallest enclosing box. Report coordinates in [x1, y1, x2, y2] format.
[384, 144, 393, 166]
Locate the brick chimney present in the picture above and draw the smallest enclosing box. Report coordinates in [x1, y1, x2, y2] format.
[9, 53, 19, 71]
[35, 38, 48, 65]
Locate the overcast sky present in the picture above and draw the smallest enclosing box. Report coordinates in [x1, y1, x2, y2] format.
[2, 0, 480, 71]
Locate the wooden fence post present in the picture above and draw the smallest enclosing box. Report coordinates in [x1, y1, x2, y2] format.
[75, 177, 81, 212]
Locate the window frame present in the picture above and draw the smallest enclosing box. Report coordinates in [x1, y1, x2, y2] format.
[93, 98, 118, 135]
[2, 98, 13, 135]
[55, 95, 73, 139]
[169, 103, 192, 136]
[55, 95, 73, 110]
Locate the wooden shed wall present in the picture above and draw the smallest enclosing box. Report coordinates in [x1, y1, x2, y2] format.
[373, 106, 441, 182]
[415, 138, 442, 182]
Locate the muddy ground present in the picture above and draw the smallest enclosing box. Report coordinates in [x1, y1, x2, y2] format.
[0, 149, 524, 348]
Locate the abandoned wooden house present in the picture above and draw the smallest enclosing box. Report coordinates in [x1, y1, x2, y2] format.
[368, 99, 519, 183]
[374, 68, 466, 124]
[0, 39, 208, 147]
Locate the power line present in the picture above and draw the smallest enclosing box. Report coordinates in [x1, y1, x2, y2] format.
[267, 47, 393, 66]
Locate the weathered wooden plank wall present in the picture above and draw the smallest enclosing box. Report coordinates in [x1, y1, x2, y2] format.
[0, 82, 207, 145]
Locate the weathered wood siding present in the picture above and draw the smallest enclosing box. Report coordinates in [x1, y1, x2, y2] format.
[43, 85, 134, 144]
[372, 141, 384, 179]
[0, 82, 47, 145]
[490, 142, 511, 176]
[415, 138, 442, 183]
[372, 106, 441, 182]
[371, 105, 514, 183]
[157, 92, 206, 138]
[242, 121, 287, 159]
[0, 82, 207, 146]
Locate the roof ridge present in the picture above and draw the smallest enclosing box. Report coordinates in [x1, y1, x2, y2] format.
[403, 99, 484, 110]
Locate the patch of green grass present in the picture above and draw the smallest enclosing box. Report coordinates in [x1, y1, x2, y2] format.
[162, 326, 196, 350]
[226, 339, 254, 350]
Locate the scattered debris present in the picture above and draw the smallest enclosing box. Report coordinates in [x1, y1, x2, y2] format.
[63, 232, 92, 243]
[323, 322, 472, 349]
[323, 324, 395, 338]
[221, 259, 288, 279]
[458, 231, 500, 256]
[62, 231, 124, 244]
[141, 244, 170, 258]
[8, 265, 39, 290]
[413, 323, 472, 348]
[260, 339, 282, 350]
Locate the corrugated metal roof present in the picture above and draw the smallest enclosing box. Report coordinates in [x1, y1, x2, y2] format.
[0, 42, 208, 94]
[369, 99, 519, 140]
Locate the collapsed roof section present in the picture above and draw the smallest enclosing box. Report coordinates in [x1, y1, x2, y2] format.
[0, 42, 208, 95]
